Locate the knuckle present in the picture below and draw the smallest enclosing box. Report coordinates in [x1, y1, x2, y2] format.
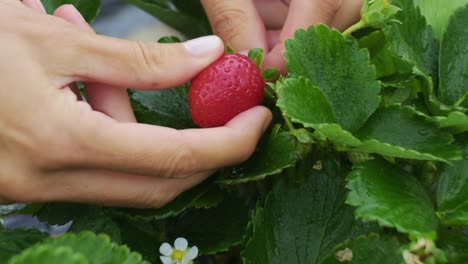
[131, 41, 165, 87]
[0, 168, 38, 203]
[138, 187, 180, 209]
[319, 0, 343, 20]
[210, 4, 248, 42]
[163, 140, 198, 178]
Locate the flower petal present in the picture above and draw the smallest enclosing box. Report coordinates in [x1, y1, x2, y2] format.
[159, 243, 173, 256]
[160, 256, 173, 264]
[185, 246, 199, 260]
[174, 237, 188, 250]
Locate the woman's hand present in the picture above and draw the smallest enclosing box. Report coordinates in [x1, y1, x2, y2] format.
[0, 0, 271, 208]
[201, 0, 362, 72]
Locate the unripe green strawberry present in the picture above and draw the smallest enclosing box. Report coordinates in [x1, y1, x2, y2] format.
[189, 53, 265, 128]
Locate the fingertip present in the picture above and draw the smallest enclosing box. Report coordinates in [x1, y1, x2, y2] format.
[54, 4, 91, 30]
[182, 35, 224, 58]
[226, 106, 272, 133]
[263, 44, 287, 74]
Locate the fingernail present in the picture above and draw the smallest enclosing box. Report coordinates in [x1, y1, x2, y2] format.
[34, 0, 47, 13]
[183, 36, 222, 57]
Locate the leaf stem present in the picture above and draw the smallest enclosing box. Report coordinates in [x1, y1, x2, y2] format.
[343, 20, 366, 36]
[283, 115, 295, 131]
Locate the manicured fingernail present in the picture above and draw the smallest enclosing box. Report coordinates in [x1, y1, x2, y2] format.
[183, 36, 222, 57]
[34, 0, 47, 13]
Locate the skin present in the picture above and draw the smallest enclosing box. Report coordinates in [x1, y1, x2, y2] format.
[0, 0, 271, 208]
[201, 0, 363, 72]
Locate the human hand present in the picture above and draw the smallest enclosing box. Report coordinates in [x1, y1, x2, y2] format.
[0, 0, 271, 208]
[201, 0, 363, 72]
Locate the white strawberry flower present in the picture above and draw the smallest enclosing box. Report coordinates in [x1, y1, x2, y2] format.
[159, 237, 199, 264]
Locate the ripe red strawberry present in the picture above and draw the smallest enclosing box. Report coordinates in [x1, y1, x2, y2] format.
[189, 53, 265, 128]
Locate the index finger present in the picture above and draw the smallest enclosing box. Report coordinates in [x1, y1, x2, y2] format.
[201, 0, 268, 52]
[264, 0, 361, 71]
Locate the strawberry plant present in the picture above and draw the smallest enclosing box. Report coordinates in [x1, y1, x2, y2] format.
[1, 0, 467, 263]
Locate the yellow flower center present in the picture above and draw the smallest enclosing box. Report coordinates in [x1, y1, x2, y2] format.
[171, 250, 186, 261]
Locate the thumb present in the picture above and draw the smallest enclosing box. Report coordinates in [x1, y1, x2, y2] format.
[66, 35, 224, 90]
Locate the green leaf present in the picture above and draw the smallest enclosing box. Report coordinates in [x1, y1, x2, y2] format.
[248, 48, 264, 69]
[358, 30, 414, 78]
[116, 218, 166, 264]
[110, 180, 222, 221]
[171, 0, 210, 31]
[130, 84, 196, 129]
[0, 204, 27, 217]
[27, 232, 146, 264]
[9, 245, 87, 264]
[41, 0, 101, 23]
[0, 229, 49, 262]
[167, 195, 250, 255]
[386, 0, 438, 79]
[220, 131, 305, 184]
[35, 204, 121, 242]
[347, 159, 439, 237]
[281, 95, 461, 161]
[35, 203, 88, 226]
[126, 0, 211, 38]
[243, 161, 377, 264]
[225, 44, 236, 53]
[438, 226, 468, 263]
[382, 0, 452, 114]
[414, 0, 468, 39]
[277, 77, 335, 125]
[68, 207, 121, 243]
[437, 152, 468, 225]
[355, 105, 461, 162]
[438, 4, 468, 107]
[286, 25, 381, 132]
[157, 36, 181, 43]
[322, 234, 403, 264]
[261, 68, 280, 81]
[434, 111, 468, 134]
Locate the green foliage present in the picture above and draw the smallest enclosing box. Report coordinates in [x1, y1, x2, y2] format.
[125, 0, 210, 38]
[9, 232, 146, 264]
[220, 130, 306, 184]
[436, 139, 468, 225]
[438, 4, 468, 107]
[347, 159, 439, 237]
[110, 179, 222, 222]
[248, 48, 264, 69]
[285, 25, 381, 132]
[129, 85, 196, 129]
[415, 0, 468, 39]
[0, 229, 49, 262]
[40, 0, 101, 23]
[321, 234, 403, 264]
[157, 36, 181, 43]
[243, 161, 377, 264]
[167, 195, 250, 255]
[261, 68, 280, 81]
[438, 226, 468, 263]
